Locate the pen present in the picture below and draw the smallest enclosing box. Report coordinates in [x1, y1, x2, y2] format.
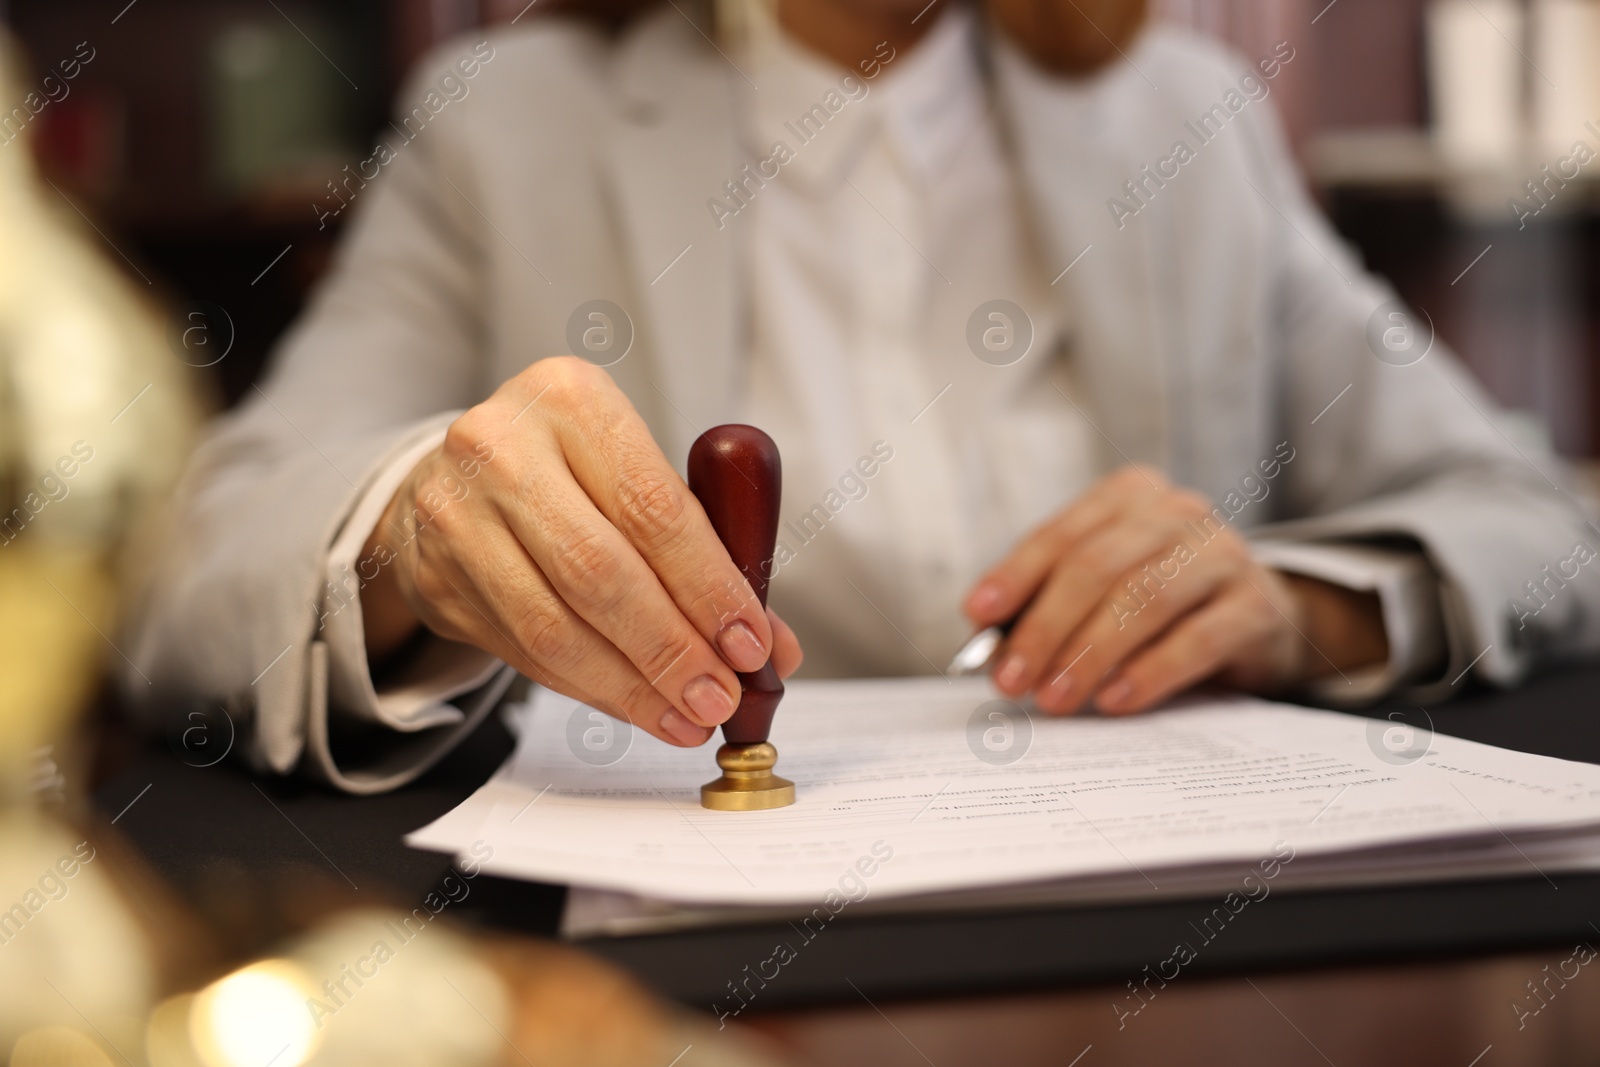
[946, 615, 1019, 676]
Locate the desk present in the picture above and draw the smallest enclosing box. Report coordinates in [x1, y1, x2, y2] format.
[96, 665, 1600, 1066]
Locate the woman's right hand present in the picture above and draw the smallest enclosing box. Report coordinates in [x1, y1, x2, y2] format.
[357, 356, 803, 748]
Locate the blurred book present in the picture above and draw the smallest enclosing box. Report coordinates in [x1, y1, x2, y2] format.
[206, 18, 353, 198]
[29, 89, 124, 204]
[1531, 0, 1600, 157]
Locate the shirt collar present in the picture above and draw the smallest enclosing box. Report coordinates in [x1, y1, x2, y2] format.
[743, 3, 985, 191]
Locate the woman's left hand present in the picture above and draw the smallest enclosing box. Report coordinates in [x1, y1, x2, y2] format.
[963, 465, 1390, 714]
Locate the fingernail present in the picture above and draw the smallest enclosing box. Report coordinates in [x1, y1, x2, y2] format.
[995, 654, 1027, 691]
[1041, 670, 1074, 708]
[969, 582, 1003, 616]
[1098, 680, 1132, 709]
[716, 620, 767, 672]
[660, 708, 713, 746]
[683, 674, 737, 726]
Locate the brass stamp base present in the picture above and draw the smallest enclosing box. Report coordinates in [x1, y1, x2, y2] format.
[700, 742, 795, 811]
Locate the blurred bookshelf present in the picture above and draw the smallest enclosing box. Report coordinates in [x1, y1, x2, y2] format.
[2, 0, 582, 405]
[7, 0, 383, 405]
[4, 0, 1599, 455]
[1308, 121, 1600, 455]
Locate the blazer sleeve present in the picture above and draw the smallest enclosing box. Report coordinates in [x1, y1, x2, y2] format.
[1234, 85, 1600, 693]
[121, 44, 515, 790]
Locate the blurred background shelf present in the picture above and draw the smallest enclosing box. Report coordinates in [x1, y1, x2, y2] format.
[1309, 126, 1600, 211]
[1309, 128, 1449, 189]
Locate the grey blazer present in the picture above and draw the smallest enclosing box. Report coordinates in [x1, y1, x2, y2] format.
[124, 8, 1600, 792]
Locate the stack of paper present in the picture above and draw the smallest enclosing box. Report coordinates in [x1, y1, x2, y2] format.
[407, 678, 1600, 937]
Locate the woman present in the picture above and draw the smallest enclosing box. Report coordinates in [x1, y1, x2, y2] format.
[128, 0, 1599, 791]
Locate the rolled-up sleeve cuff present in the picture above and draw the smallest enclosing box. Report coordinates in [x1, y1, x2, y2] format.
[319, 415, 505, 731]
[1251, 540, 1448, 704]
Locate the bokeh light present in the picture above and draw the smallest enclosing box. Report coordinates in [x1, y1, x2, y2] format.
[189, 960, 320, 1067]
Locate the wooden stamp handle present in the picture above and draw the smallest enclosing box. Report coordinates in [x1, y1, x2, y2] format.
[688, 425, 783, 745]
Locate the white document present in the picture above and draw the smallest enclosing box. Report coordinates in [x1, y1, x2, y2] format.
[407, 677, 1600, 913]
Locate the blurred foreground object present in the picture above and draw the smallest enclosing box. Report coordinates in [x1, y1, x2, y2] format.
[132, 908, 793, 1067]
[0, 814, 161, 1058]
[0, 27, 199, 795]
[0, 23, 200, 1057]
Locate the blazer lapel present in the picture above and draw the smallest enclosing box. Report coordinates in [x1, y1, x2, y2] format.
[992, 40, 1175, 476]
[604, 8, 743, 466]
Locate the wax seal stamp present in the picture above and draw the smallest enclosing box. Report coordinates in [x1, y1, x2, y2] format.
[687, 424, 795, 811]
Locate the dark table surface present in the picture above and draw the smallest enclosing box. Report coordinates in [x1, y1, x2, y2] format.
[96, 663, 1600, 1011]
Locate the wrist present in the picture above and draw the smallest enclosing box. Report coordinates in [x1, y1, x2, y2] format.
[360, 476, 425, 661]
[1281, 572, 1389, 681]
